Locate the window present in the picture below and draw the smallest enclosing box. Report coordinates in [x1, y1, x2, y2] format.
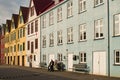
[42, 35, 46, 48]
[79, 52, 86, 63]
[31, 6, 34, 16]
[67, 27, 73, 43]
[114, 14, 120, 36]
[57, 7, 62, 21]
[43, 54, 46, 63]
[114, 50, 120, 64]
[42, 15, 46, 28]
[20, 15, 23, 23]
[95, 19, 103, 39]
[49, 33, 54, 46]
[20, 45, 22, 51]
[18, 44, 19, 51]
[23, 28, 25, 37]
[34, 55, 36, 61]
[57, 53, 62, 61]
[79, 0, 86, 13]
[57, 30, 63, 45]
[67, 1, 73, 17]
[18, 30, 20, 39]
[14, 45, 16, 52]
[20, 28, 22, 38]
[35, 39, 38, 49]
[35, 20, 38, 32]
[31, 42, 34, 53]
[49, 11, 54, 25]
[79, 24, 86, 41]
[94, 0, 103, 6]
[31, 22, 34, 34]
[23, 43, 25, 51]
[27, 41, 30, 50]
[27, 24, 30, 35]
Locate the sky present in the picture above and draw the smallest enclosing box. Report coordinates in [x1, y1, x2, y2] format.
[0, 0, 29, 25]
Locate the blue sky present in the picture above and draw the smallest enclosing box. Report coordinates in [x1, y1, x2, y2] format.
[0, 0, 29, 25]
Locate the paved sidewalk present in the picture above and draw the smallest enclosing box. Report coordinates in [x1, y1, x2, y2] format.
[0, 65, 120, 80]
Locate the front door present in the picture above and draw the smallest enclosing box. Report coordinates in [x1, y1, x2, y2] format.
[68, 53, 73, 71]
[93, 51, 106, 75]
[22, 56, 25, 66]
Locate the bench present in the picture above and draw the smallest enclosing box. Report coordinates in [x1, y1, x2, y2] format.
[73, 63, 90, 73]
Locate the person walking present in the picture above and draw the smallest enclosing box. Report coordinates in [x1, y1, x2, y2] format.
[49, 59, 54, 72]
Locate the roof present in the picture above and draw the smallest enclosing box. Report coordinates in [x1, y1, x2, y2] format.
[20, 6, 29, 23]
[6, 20, 12, 32]
[12, 14, 19, 28]
[32, 0, 54, 15]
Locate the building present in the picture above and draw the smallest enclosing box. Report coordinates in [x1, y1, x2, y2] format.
[40, 0, 120, 77]
[0, 24, 5, 64]
[4, 20, 11, 65]
[16, 6, 29, 66]
[25, 0, 58, 68]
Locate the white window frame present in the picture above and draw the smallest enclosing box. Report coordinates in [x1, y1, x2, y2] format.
[67, 27, 73, 43]
[114, 50, 120, 65]
[67, 1, 73, 17]
[49, 33, 54, 46]
[79, 23, 86, 41]
[57, 7, 62, 21]
[79, 52, 86, 63]
[94, 19, 104, 39]
[42, 35, 46, 48]
[94, 0, 103, 6]
[79, 0, 86, 13]
[42, 15, 46, 28]
[57, 30, 63, 45]
[58, 53, 63, 61]
[114, 14, 120, 36]
[49, 11, 54, 25]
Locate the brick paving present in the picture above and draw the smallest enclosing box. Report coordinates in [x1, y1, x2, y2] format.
[0, 65, 120, 80]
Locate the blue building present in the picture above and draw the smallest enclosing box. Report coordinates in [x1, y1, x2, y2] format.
[40, 0, 120, 77]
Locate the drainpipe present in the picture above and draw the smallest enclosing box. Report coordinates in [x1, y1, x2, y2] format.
[107, 0, 110, 77]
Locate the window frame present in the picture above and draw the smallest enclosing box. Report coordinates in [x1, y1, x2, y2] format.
[79, 23, 86, 41]
[78, 0, 86, 13]
[57, 30, 63, 45]
[114, 50, 120, 65]
[57, 7, 62, 22]
[67, 27, 73, 43]
[49, 11, 54, 25]
[67, 1, 73, 18]
[49, 33, 54, 47]
[94, 18, 104, 39]
[79, 52, 86, 63]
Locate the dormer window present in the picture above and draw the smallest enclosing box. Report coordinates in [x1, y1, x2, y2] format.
[31, 6, 34, 16]
[12, 22, 15, 29]
[20, 15, 23, 23]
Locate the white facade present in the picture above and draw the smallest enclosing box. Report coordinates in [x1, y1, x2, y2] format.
[25, 0, 41, 68]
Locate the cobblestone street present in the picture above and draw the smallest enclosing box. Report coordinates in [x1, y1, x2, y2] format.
[0, 65, 120, 80]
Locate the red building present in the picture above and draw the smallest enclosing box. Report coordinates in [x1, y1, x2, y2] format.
[0, 24, 5, 64]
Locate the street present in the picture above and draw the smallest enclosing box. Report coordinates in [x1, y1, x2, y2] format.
[0, 65, 120, 80]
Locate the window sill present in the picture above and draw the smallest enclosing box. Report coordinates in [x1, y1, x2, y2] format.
[49, 45, 54, 47]
[94, 37, 104, 40]
[113, 64, 120, 66]
[67, 42, 74, 44]
[78, 10, 87, 14]
[57, 43, 63, 46]
[112, 35, 120, 38]
[57, 19, 63, 23]
[94, 3, 104, 8]
[49, 23, 54, 26]
[78, 40, 87, 43]
[67, 15, 73, 19]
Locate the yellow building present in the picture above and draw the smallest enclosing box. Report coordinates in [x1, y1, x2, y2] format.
[4, 20, 12, 65]
[16, 6, 29, 66]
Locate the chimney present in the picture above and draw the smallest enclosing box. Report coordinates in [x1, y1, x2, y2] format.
[53, 0, 59, 4]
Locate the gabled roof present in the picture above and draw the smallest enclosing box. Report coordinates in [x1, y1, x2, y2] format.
[20, 6, 29, 23]
[12, 14, 19, 28]
[6, 20, 12, 32]
[32, 0, 54, 15]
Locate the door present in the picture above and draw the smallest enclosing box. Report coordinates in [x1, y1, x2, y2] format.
[22, 56, 25, 66]
[68, 53, 73, 71]
[93, 52, 106, 75]
[49, 54, 55, 63]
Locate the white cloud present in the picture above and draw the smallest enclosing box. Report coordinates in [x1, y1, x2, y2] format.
[0, 0, 29, 25]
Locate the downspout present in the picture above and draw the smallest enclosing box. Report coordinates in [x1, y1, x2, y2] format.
[107, 0, 110, 77]
[40, 16, 42, 67]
